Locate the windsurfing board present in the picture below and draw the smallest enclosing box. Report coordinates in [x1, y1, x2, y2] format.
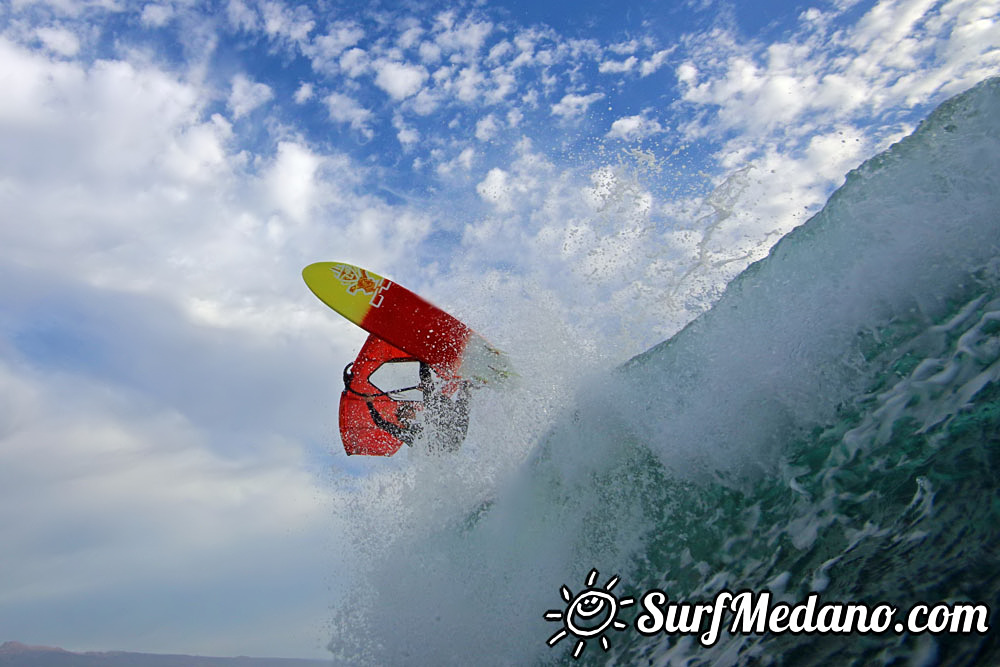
[302, 261, 514, 385]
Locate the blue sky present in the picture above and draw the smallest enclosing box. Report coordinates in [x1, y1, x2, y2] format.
[0, 0, 998, 660]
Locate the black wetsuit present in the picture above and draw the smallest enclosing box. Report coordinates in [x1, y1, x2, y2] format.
[366, 400, 420, 446]
[365, 362, 470, 451]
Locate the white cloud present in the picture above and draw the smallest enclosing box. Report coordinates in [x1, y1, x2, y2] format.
[551, 91, 604, 117]
[226, 0, 258, 31]
[35, 26, 80, 56]
[0, 42, 234, 197]
[509, 31, 536, 68]
[0, 356, 336, 656]
[398, 24, 423, 50]
[456, 146, 475, 170]
[434, 15, 493, 56]
[606, 114, 664, 140]
[260, 0, 314, 44]
[640, 48, 673, 76]
[475, 114, 499, 141]
[0, 40, 379, 656]
[140, 4, 174, 28]
[468, 138, 552, 219]
[307, 20, 364, 72]
[410, 87, 442, 115]
[161, 113, 234, 184]
[609, 39, 639, 55]
[325, 91, 374, 138]
[454, 64, 485, 102]
[488, 40, 512, 62]
[646, 0, 1000, 322]
[418, 40, 442, 64]
[227, 74, 273, 119]
[485, 65, 516, 103]
[266, 141, 324, 223]
[293, 81, 313, 103]
[339, 47, 369, 77]
[393, 113, 419, 146]
[598, 56, 637, 73]
[476, 167, 511, 209]
[374, 60, 429, 100]
[676, 0, 1000, 145]
[435, 146, 475, 176]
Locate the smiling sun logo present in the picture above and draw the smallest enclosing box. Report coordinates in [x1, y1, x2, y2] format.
[544, 569, 635, 660]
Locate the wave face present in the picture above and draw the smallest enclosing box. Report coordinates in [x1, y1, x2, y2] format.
[327, 78, 1000, 665]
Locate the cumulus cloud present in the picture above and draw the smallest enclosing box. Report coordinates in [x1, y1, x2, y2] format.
[228, 73, 274, 119]
[0, 34, 387, 656]
[411, 87, 442, 115]
[487, 40, 512, 62]
[476, 166, 511, 209]
[551, 91, 604, 117]
[227, 0, 258, 31]
[326, 91, 374, 138]
[315, 21, 364, 57]
[435, 146, 475, 176]
[598, 56, 637, 73]
[675, 0, 1000, 144]
[398, 23, 423, 50]
[0, 353, 336, 655]
[266, 141, 324, 223]
[393, 113, 419, 146]
[418, 40, 442, 63]
[339, 47, 369, 77]
[293, 81, 314, 103]
[374, 60, 429, 100]
[475, 114, 499, 141]
[260, 0, 315, 45]
[306, 20, 364, 73]
[609, 39, 639, 55]
[453, 64, 485, 102]
[640, 47, 672, 76]
[485, 65, 516, 102]
[606, 114, 664, 140]
[140, 4, 174, 28]
[433, 14, 493, 56]
[35, 26, 80, 56]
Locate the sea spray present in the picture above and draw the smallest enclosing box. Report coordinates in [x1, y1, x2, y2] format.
[328, 78, 1000, 666]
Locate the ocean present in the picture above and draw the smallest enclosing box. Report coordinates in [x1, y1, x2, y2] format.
[327, 77, 1000, 665]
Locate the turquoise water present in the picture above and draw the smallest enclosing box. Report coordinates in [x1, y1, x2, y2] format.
[328, 78, 1000, 665]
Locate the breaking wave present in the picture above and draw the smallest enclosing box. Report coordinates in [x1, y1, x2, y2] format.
[327, 78, 1000, 665]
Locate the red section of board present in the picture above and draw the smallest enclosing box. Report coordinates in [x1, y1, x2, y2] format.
[360, 280, 473, 374]
[339, 334, 421, 456]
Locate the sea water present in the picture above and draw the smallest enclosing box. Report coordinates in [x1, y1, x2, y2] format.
[327, 78, 1000, 665]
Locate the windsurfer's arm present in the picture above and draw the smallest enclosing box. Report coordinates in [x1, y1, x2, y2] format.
[366, 400, 417, 446]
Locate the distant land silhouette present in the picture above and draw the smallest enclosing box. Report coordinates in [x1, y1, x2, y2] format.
[0, 642, 330, 667]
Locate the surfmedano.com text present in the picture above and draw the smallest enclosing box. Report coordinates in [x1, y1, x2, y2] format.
[635, 590, 991, 646]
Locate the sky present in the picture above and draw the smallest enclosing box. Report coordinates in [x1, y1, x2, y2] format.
[0, 0, 998, 660]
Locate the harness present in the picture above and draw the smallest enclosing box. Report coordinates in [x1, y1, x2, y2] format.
[342, 362, 422, 400]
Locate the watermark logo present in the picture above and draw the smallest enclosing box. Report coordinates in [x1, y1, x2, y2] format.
[543, 573, 992, 659]
[544, 568, 635, 660]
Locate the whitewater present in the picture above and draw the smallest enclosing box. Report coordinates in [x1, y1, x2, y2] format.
[325, 78, 1000, 665]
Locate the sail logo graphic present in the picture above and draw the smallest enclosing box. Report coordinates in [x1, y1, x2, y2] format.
[330, 264, 390, 307]
[544, 569, 635, 660]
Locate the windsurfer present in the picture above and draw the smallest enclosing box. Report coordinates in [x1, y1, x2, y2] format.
[362, 361, 471, 452]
